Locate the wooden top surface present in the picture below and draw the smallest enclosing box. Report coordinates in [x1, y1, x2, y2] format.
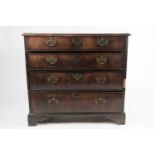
[22, 33, 131, 36]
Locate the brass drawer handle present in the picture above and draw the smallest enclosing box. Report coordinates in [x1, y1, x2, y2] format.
[71, 73, 83, 81]
[46, 57, 58, 64]
[96, 76, 106, 84]
[48, 97, 60, 105]
[72, 53, 83, 63]
[96, 55, 108, 64]
[47, 76, 58, 84]
[72, 93, 81, 100]
[96, 37, 108, 47]
[45, 37, 57, 47]
[71, 38, 82, 47]
[95, 97, 106, 105]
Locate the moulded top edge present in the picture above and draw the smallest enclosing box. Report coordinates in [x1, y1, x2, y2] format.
[22, 33, 131, 36]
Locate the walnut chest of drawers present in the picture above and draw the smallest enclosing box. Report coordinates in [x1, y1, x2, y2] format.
[23, 33, 130, 126]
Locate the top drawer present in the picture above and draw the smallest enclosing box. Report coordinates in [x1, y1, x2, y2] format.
[24, 35, 128, 51]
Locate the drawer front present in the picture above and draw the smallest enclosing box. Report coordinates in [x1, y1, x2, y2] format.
[25, 36, 126, 51]
[27, 52, 125, 69]
[30, 92, 124, 113]
[29, 71, 123, 90]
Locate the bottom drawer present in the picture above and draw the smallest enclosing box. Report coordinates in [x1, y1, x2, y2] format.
[30, 92, 124, 113]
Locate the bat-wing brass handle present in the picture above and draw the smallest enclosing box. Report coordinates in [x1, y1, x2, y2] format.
[95, 97, 106, 105]
[96, 76, 106, 84]
[47, 76, 58, 84]
[96, 55, 108, 64]
[48, 97, 60, 105]
[96, 37, 108, 46]
[46, 56, 58, 64]
[45, 37, 57, 47]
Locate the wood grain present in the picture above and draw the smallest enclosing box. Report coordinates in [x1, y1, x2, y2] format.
[29, 71, 123, 91]
[23, 33, 130, 126]
[27, 52, 125, 69]
[30, 92, 124, 113]
[25, 36, 127, 51]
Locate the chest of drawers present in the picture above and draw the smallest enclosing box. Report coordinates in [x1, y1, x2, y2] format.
[23, 33, 130, 126]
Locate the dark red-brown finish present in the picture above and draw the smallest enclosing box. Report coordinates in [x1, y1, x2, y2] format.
[25, 36, 126, 51]
[23, 33, 130, 126]
[29, 71, 123, 90]
[30, 92, 124, 113]
[27, 52, 125, 69]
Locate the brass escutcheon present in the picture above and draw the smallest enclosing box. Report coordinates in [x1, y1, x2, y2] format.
[71, 73, 83, 81]
[71, 38, 82, 47]
[71, 93, 81, 100]
[45, 37, 57, 47]
[72, 53, 83, 63]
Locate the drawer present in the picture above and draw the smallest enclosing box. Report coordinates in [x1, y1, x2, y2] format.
[29, 71, 123, 91]
[27, 52, 125, 69]
[30, 92, 124, 113]
[25, 36, 126, 51]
